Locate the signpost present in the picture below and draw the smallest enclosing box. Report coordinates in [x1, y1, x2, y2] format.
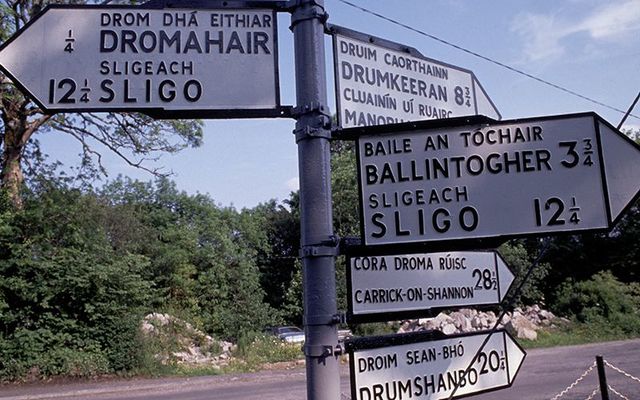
[5, 2, 638, 399]
[330, 25, 500, 128]
[347, 251, 514, 322]
[348, 113, 640, 246]
[0, 4, 286, 118]
[347, 329, 525, 400]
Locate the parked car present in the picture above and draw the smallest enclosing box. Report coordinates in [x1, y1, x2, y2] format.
[265, 326, 305, 343]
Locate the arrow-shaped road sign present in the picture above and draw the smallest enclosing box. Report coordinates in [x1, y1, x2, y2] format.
[0, 4, 286, 118]
[330, 24, 501, 128]
[347, 251, 514, 323]
[345, 112, 640, 247]
[346, 329, 526, 400]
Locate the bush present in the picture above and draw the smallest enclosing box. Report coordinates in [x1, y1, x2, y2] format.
[498, 240, 550, 306]
[553, 271, 640, 334]
[0, 187, 154, 380]
[39, 347, 111, 378]
[0, 330, 111, 380]
[227, 332, 302, 372]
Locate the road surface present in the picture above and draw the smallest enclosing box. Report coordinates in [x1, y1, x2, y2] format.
[1, 339, 639, 400]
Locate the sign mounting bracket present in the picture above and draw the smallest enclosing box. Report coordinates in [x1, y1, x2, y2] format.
[292, 102, 332, 142]
[303, 344, 334, 358]
[299, 236, 340, 258]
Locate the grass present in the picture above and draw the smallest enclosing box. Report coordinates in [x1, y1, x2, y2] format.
[170, 365, 224, 377]
[223, 334, 304, 373]
[519, 320, 640, 349]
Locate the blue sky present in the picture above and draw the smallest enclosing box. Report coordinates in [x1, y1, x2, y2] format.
[39, 0, 640, 209]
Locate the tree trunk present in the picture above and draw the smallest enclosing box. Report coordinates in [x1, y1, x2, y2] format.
[1, 122, 26, 209]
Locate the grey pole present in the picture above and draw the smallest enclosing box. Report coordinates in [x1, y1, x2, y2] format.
[596, 355, 610, 400]
[290, 1, 340, 400]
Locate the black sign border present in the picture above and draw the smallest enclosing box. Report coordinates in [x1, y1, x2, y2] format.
[345, 329, 526, 400]
[0, 2, 292, 119]
[328, 23, 502, 129]
[345, 247, 514, 324]
[337, 111, 640, 250]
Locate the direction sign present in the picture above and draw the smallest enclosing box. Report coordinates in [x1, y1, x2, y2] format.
[347, 251, 514, 323]
[330, 24, 500, 129]
[346, 112, 640, 247]
[0, 4, 286, 118]
[346, 329, 525, 400]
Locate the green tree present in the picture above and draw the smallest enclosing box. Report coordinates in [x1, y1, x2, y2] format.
[98, 178, 278, 340]
[330, 140, 359, 314]
[554, 271, 640, 334]
[331, 140, 359, 238]
[498, 240, 550, 306]
[0, 1, 203, 208]
[0, 184, 153, 379]
[244, 198, 300, 313]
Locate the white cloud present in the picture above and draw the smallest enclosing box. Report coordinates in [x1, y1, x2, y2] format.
[511, 13, 568, 62]
[511, 0, 640, 62]
[580, 1, 640, 39]
[285, 177, 299, 191]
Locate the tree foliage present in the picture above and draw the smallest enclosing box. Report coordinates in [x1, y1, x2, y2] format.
[554, 271, 640, 335]
[0, 186, 153, 378]
[96, 178, 279, 340]
[0, 178, 282, 379]
[498, 240, 550, 306]
[0, 0, 204, 208]
[244, 198, 300, 313]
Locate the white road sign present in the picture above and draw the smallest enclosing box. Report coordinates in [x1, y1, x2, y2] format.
[348, 251, 514, 322]
[347, 330, 525, 400]
[0, 5, 283, 117]
[353, 112, 640, 246]
[331, 25, 500, 129]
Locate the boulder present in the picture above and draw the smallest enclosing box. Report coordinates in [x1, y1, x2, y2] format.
[471, 315, 487, 329]
[397, 321, 411, 334]
[459, 308, 477, 319]
[450, 311, 471, 332]
[539, 310, 555, 320]
[442, 323, 457, 335]
[392, 305, 556, 338]
[423, 319, 439, 331]
[505, 315, 539, 340]
[433, 312, 453, 328]
[140, 313, 233, 368]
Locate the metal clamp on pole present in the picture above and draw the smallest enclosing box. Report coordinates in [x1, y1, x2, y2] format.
[289, 0, 329, 29]
[293, 125, 332, 143]
[303, 344, 334, 358]
[292, 102, 332, 142]
[303, 343, 345, 358]
[333, 342, 346, 356]
[299, 236, 340, 258]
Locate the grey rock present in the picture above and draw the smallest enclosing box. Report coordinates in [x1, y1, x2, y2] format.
[450, 311, 472, 332]
[505, 315, 539, 341]
[442, 323, 457, 335]
[433, 312, 453, 327]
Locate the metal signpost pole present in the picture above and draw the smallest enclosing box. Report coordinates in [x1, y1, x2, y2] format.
[291, 1, 340, 399]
